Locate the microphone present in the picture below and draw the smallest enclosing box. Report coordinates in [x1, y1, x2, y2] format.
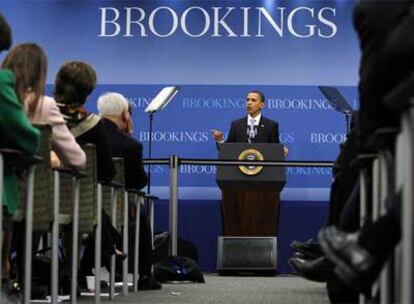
[246, 124, 256, 143]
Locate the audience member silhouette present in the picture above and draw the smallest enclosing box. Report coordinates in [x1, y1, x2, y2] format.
[98, 92, 161, 290]
[0, 13, 40, 303]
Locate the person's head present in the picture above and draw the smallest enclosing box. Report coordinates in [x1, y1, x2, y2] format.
[54, 61, 97, 107]
[0, 14, 12, 52]
[97, 92, 130, 130]
[1, 43, 47, 117]
[246, 90, 265, 117]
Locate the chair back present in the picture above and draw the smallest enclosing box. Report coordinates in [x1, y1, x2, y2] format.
[102, 157, 125, 231]
[17, 123, 53, 231]
[60, 144, 97, 233]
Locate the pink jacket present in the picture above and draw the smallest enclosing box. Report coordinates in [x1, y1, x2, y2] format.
[28, 96, 86, 170]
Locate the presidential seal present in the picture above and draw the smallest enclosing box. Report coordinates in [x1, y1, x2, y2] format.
[238, 149, 264, 175]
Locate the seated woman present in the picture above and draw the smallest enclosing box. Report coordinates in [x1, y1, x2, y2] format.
[53, 61, 125, 286]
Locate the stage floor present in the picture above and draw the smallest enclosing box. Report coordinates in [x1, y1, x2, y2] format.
[78, 274, 329, 304]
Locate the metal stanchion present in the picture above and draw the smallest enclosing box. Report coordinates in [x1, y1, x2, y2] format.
[378, 151, 393, 304]
[109, 186, 118, 300]
[94, 183, 102, 304]
[133, 194, 141, 292]
[51, 171, 60, 304]
[369, 158, 380, 300]
[146, 195, 156, 246]
[23, 166, 35, 304]
[372, 159, 380, 221]
[359, 167, 368, 304]
[71, 176, 80, 304]
[169, 155, 179, 256]
[0, 153, 3, 298]
[394, 133, 406, 304]
[370, 156, 380, 304]
[122, 190, 129, 295]
[359, 168, 369, 229]
[378, 153, 391, 213]
[401, 108, 414, 304]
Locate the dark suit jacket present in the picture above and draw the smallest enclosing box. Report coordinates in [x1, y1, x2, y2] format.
[226, 115, 280, 143]
[101, 118, 148, 190]
[74, 115, 115, 183]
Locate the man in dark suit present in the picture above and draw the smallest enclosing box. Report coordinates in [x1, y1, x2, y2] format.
[98, 92, 161, 290]
[212, 91, 287, 236]
[212, 90, 288, 155]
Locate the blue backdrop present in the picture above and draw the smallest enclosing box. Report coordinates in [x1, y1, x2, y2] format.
[44, 84, 357, 201]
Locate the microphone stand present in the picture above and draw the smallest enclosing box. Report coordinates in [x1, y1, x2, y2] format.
[246, 125, 258, 144]
[144, 86, 180, 195]
[246, 126, 251, 144]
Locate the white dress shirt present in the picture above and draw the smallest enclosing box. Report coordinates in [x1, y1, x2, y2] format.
[247, 113, 261, 128]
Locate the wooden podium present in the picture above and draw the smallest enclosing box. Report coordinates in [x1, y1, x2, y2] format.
[216, 143, 286, 236]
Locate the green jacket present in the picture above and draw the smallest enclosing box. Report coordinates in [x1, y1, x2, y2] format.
[0, 69, 40, 215]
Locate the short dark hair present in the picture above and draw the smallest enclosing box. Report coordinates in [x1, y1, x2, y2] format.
[248, 90, 265, 103]
[54, 61, 97, 106]
[0, 14, 12, 52]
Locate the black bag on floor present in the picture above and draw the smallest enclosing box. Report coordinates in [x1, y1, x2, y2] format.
[153, 232, 198, 263]
[154, 255, 205, 283]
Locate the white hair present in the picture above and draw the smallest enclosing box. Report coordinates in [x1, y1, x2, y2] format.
[97, 92, 129, 116]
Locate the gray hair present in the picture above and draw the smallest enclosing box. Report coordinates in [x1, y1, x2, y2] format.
[97, 92, 129, 116]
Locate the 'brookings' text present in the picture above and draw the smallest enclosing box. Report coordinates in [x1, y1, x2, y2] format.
[99, 6, 337, 38]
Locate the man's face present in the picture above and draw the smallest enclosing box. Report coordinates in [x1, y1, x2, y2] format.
[246, 92, 264, 117]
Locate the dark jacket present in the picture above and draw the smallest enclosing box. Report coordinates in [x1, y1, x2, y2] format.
[0, 69, 40, 215]
[72, 114, 115, 182]
[226, 115, 279, 143]
[101, 118, 148, 190]
[353, 1, 412, 148]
